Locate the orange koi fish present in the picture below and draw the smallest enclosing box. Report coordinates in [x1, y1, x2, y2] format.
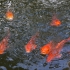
[50, 13, 61, 26]
[47, 37, 70, 62]
[25, 32, 39, 53]
[0, 32, 10, 54]
[40, 41, 53, 55]
[5, 10, 14, 21]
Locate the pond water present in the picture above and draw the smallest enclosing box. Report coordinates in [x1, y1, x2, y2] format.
[0, 0, 70, 70]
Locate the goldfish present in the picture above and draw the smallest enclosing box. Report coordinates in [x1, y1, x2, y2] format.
[40, 41, 53, 55]
[50, 13, 61, 26]
[0, 32, 10, 54]
[25, 32, 39, 53]
[5, 10, 14, 21]
[47, 37, 70, 62]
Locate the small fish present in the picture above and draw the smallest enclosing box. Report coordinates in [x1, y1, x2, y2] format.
[47, 37, 70, 62]
[40, 41, 53, 55]
[25, 32, 39, 53]
[5, 10, 14, 21]
[50, 13, 61, 27]
[0, 32, 10, 54]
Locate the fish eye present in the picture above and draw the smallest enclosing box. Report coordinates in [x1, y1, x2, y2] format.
[47, 49, 50, 51]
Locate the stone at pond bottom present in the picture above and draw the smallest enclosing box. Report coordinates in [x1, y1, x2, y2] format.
[12, 63, 28, 70]
[0, 66, 7, 70]
[63, 67, 69, 70]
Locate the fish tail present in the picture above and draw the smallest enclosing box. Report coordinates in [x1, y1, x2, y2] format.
[63, 37, 70, 44]
[56, 37, 70, 49]
[66, 37, 70, 42]
[3, 31, 10, 45]
[34, 32, 39, 38]
[6, 30, 10, 39]
[30, 32, 39, 43]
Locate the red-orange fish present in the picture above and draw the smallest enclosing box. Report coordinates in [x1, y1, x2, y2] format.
[40, 41, 53, 55]
[5, 10, 14, 21]
[25, 32, 39, 53]
[0, 32, 10, 54]
[47, 37, 70, 62]
[50, 13, 61, 26]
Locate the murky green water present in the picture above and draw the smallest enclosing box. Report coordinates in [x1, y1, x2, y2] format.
[0, 0, 70, 70]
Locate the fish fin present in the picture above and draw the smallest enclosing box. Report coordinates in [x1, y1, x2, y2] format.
[50, 41, 56, 49]
[56, 54, 62, 58]
[32, 44, 37, 50]
[67, 37, 70, 41]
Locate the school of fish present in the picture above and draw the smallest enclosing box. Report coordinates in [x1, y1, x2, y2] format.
[40, 37, 70, 62]
[0, 1, 70, 63]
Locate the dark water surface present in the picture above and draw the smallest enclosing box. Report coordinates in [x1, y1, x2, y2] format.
[0, 0, 70, 70]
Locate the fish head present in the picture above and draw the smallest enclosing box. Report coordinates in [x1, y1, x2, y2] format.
[5, 10, 14, 21]
[50, 13, 61, 27]
[25, 43, 32, 53]
[51, 19, 61, 26]
[54, 19, 61, 26]
[40, 44, 51, 55]
[0, 50, 4, 54]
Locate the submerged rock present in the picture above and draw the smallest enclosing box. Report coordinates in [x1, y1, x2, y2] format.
[63, 67, 69, 70]
[0, 66, 7, 70]
[12, 63, 28, 70]
[68, 62, 70, 66]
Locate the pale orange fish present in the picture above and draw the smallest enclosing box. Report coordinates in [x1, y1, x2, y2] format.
[0, 32, 10, 54]
[46, 37, 70, 62]
[5, 10, 14, 21]
[40, 41, 54, 55]
[50, 13, 61, 26]
[25, 32, 39, 53]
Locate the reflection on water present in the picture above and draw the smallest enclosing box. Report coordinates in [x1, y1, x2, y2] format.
[0, 0, 70, 70]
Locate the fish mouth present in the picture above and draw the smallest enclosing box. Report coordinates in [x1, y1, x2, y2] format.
[26, 50, 31, 53]
[40, 51, 48, 55]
